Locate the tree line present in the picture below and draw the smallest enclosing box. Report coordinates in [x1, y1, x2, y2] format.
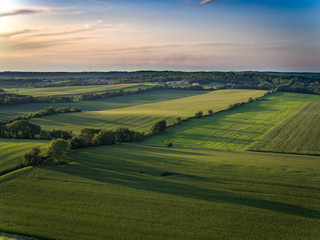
[1, 71, 319, 95]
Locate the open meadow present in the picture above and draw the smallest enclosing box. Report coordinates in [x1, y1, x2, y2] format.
[29, 89, 266, 133]
[3, 83, 151, 97]
[0, 144, 319, 240]
[144, 92, 320, 151]
[0, 139, 49, 175]
[248, 102, 320, 154]
[0, 89, 205, 121]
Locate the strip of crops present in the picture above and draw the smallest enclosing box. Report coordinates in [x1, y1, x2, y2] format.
[248, 102, 320, 154]
[144, 92, 320, 150]
[0, 144, 319, 240]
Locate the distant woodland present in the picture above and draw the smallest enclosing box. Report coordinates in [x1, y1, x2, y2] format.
[0, 71, 319, 107]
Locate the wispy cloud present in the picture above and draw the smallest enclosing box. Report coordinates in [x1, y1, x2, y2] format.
[0, 7, 67, 18]
[0, 29, 32, 38]
[198, 0, 215, 5]
[186, 0, 215, 6]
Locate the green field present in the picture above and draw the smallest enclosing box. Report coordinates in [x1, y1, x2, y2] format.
[248, 102, 320, 154]
[3, 83, 151, 97]
[144, 92, 320, 151]
[0, 89, 206, 121]
[0, 144, 319, 240]
[30, 89, 266, 133]
[0, 139, 49, 175]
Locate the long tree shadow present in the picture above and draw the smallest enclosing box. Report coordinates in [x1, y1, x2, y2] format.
[50, 153, 320, 220]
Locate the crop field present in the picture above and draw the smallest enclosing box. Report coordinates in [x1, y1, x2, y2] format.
[248, 102, 320, 154]
[0, 144, 319, 240]
[29, 89, 266, 133]
[0, 139, 49, 175]
[144, 92, 320, 151]
[3, 83, 151, 97]
[0, 89, 206, 121]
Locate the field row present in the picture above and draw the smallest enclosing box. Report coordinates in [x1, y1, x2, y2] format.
[145, 92, 320, 152]
[30, 89, 266, 133]
[4, 83, 151, 97]
[1, 144, 319, 240]
[248, 102, 320, 154]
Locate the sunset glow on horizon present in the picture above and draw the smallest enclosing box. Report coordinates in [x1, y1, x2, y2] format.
[1, 0, 319, 72]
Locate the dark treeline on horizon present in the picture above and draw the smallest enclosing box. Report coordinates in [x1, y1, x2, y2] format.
[0, 71, 319, 100]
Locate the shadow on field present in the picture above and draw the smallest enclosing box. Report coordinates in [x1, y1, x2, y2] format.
[51, 147, 320, 221]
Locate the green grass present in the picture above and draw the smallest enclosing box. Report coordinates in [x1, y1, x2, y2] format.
[0, 89, 206, 121]
[144, 92, 320, 150]
[3, 83, 151, 97]
[0, 144, 319, 240]
[248, 102, 320, 154]
[0, 138, 49, 175]
[30, 89, 266, 133]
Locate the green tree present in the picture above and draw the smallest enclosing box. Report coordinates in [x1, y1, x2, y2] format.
[6, 120, 41, 139]
[47, 138, 70, 165]
[23, 146, 43, 166]
[175, 117, 182, 125]
[195, 111, 203, 118]
[151, 120, 167, 134]
[208, 110, 213, 116]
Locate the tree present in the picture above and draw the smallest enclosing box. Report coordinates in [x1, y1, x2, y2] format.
[165, 140, 173, 147]
[6, 120, 41, 139]
[208, 110, 213, 116]
[151, 120, 167, 134]
[195, 111, 203, 118]
[23, 146, 42, 166]
[47, 138, 70, 165]
[175, 117, 182, 125]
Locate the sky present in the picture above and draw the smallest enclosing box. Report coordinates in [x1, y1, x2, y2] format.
[0, 0, 319, 72]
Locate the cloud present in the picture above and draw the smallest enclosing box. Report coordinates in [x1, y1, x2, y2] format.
[0, 29, 32, 38]
[0, 7, 66, 18]
[198, 0, 214, 5]
[186, 0, 215, 6]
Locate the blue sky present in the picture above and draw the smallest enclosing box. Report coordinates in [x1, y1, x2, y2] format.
[0, 0, 319, 71]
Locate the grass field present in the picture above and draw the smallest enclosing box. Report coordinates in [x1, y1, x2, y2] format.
[0, 89, 206, 121]
[3, 83, 151, 97]
[0, 139, 49, 175]
[0, 144, 319, 240]
[29, 89, 266, 133]
[144, 92, 320, 151]
[248, 102, 320, 154]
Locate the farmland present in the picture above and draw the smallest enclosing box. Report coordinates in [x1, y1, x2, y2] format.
[248, 102, 320, 154]
[29, 89, 266, 133]
[144, 92, 320, 151]
[0, 139, 49, 175]
[3, 83, 151, 97]
[0, 89, 205, 121]
[0, 144, 319, 240]
[0, 83, 319, 240]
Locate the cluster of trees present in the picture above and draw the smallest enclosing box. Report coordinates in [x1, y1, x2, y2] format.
[23, 138, 70, 166]
[22, 127, 145, 166]
[5, 120, 41, 139]
[68, 127, 144, 149]
[10, 106, 81, 122]
[150, 120, 167, 134]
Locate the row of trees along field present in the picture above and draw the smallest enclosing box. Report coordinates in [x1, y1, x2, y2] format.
[0, 71, 319, 94]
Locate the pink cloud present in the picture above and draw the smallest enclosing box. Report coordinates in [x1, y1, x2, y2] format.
[186, 0, 215, 6]
[199, 0, 214, 5]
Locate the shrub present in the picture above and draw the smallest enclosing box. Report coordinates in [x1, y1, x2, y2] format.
[151, 120, 167, 134]
[175, 117, 182, 125]
[195, 111, 203, 118]
[47, 138, 70, 165]
[23, 146, 42, 166]
[165, 140, 173, 147]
